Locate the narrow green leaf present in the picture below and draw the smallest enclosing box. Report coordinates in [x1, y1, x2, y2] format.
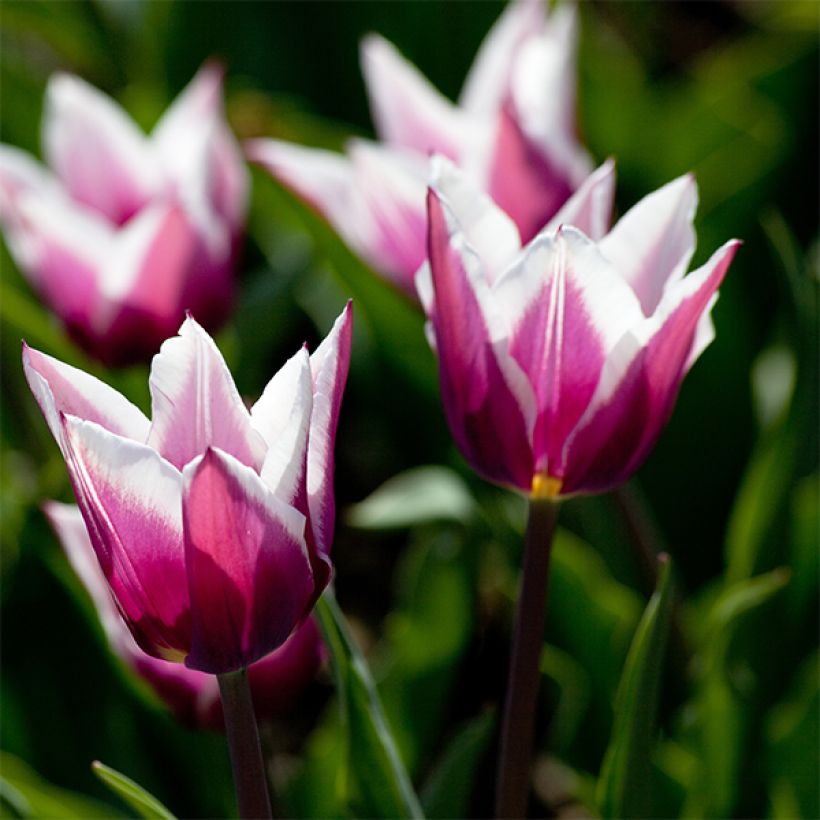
[683, 568, 791, 817]
[597, 555, 675, 819]
[0, 753, 121, 819]
[420, 711, 496, 819]
[346, 466, 476, 530]
[540, 644, 592, 756]
[315, 590, 424, 819]
[91, 762, 176, 820]
[764, 652, 819, 819]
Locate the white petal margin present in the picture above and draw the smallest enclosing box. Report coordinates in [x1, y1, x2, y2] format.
[459, 0, 545, 117]
[251, 347, 314, 502]
[360, 34, 467, 157]
[565, 238, 741, 446]
[152, 62, 224, 160]
[430, 155, 521, 285]
[599, 174, 698, 315]
[22, 344, 151, 450]
[306, 302, 352, 556]
[43, 73, 161, 218]
[61, 416, 188, 641]
[544, 159, 616, 241]
[147, 315, 268, 472]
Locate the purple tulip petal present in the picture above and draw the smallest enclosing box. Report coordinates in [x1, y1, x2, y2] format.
[147, 316, 267, 471]
[360, 34, 467, 161]
[348, 141, 429, 294]
[23, 344, 150, 447]
[561, 240, 740, 494]
[61, 417, 190, 661]
[91, 204, 200, 363]
[494, 227, 644, 478]
[43, 73, 160, 225]
[488, 106, 576, 244]
[599, 174, 698, 315]
[307, 302, 353, 560]
[183, 447, 313, 674]
[427, 188, 534, 491]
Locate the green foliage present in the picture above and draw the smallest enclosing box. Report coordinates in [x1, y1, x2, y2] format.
[420, 711, 496, 819]
[597, 557, 674, 818]
[90, 763, 176, 820]
[0, 754, 121, 819]
[314, 591, 424, 819]
[682, 569, 792, 818]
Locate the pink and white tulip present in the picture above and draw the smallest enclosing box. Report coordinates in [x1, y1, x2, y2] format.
[0, 64, 248, 366]
[247, 0, 592, 300]
[24, 304, 352, 674]
[419, 158, 740, 497]
[45, 501, 324, 731]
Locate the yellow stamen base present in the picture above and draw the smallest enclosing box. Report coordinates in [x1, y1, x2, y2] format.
[531, 473, 562, 500]
[157, 647, 187, 663]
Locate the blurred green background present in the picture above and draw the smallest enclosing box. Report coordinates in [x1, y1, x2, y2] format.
[1, 1, 817, 817]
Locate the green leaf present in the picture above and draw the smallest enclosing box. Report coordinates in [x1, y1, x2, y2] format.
[682, 568, 791, 817]
[546, 529, 644, 760]
[597, 555, 674, 819]
[378, 531, 477, 772]
[314, 590, 424, 819]
[346, 466, 476, 530]
[91, 762, 176, 820]
[0, 753, 121, 819]
[540, 644, 592, 757]
[764, 651, 819, 819]
[420, 711, 496, 819]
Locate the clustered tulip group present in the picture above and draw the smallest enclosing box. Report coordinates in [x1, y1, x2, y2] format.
[5, 1, 740, 817]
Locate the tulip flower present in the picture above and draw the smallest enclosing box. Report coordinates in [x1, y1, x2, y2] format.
[44, 501, 325, 731]
[0, 63, 248, 366]
[420, 158, 740, 499]
[23, 304, 352, 674]
[247, 0, 592, 300]
[422, 159, 740, 817]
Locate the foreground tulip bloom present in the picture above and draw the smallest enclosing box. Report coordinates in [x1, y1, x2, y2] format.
[420, 158, 740, 498]
[0, 64, 248, 365]
[24, 304, 352, 674]
[46, 500, 324, 731]
[248, 0, 591, 299]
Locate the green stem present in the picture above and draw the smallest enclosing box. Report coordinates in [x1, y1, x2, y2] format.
[495, 497, 559, 819]
[217, 668, 273, 819]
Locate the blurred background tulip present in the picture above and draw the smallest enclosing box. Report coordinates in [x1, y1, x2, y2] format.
[248, 0, 590, 299]
[0, 63, 247, 366]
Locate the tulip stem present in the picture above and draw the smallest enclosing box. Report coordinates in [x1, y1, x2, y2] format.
[495, 497, 559, 819]
[218, 668, 273, 819]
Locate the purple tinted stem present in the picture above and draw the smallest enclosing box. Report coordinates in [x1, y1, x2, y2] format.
[217, 668, 273, 819]
[495, 497, 559, 819]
